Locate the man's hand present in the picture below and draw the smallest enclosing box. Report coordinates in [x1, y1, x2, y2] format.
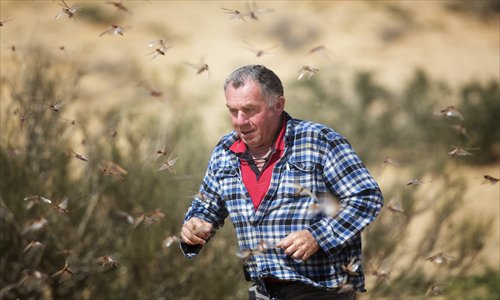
[180, 217, 213, 246]
[276, 230, 320, 261]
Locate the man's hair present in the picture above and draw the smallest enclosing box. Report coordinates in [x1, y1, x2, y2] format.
[223, 65, 283, 106]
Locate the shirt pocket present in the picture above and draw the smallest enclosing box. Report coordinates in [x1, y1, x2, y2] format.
[271, 158, 324, 226]
[281, 158, 321, 198]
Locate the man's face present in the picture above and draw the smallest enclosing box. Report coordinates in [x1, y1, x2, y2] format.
[225, 80, 284, 152]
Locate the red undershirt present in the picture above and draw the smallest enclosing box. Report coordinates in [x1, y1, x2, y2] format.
[229, 116, 286, 211]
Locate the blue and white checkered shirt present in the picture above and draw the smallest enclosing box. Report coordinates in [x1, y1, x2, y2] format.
[182, 112, 383, 292]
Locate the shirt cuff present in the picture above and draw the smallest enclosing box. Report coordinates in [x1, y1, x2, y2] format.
[180, 241, 203, 259]
[307, 219, 340, 256]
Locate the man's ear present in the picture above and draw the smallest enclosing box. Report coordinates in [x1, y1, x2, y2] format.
[275, 96, 285, 113]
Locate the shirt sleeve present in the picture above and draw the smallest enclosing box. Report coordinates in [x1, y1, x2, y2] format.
[181, 154, 229, 258]
[306, 137, 383, 256]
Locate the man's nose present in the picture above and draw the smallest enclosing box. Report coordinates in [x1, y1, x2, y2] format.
[235, 111, 249, 126]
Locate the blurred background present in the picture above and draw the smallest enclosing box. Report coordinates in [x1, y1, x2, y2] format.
[0, 1, 499, 299]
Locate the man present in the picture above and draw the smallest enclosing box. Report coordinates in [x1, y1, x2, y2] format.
[180, 65, 383, 300]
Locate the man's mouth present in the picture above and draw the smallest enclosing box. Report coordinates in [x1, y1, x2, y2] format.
[240, 129, 254, 136]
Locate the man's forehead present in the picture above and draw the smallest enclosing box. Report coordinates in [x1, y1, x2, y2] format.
[225, 82, 265, 106]
[225, 99, 262, 108]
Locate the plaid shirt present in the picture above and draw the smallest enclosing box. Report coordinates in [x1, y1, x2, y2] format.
[182, 112, 383, 292]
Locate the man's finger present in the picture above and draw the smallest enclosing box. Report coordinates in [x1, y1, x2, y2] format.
[276, 237, 292, 249]
[181, 217, 214, 245]
[190, 222, 212, 239]
[282, 242, 299, 256]
[291, 249, 304, 260]
[276, 230, 320, 261]
[181, 225, 207, 245]
[302, 252, 312, 261]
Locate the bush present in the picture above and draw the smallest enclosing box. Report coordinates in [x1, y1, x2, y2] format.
[0, 45, 247, 300]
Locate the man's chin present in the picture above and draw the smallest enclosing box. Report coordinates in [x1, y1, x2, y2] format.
[240, 137, 256, 148]
[240, 138, 251, 145]
[239, 132, 255, 143]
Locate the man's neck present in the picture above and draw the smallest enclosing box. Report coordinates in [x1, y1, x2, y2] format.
[248, 144, 273, 159]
